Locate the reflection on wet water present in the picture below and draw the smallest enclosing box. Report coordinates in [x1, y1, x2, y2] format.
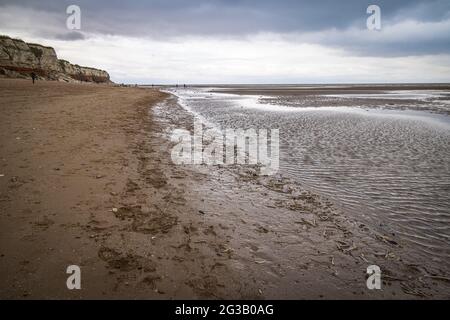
[169, 88, 450, 268]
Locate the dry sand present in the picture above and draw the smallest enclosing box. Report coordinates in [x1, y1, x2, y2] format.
[0, 79, 448, 299]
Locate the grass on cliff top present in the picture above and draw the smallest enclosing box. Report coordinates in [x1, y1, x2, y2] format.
[0, 34, 23, 41]
[28, 43, 54, 49]
[0, 34, 53, 49]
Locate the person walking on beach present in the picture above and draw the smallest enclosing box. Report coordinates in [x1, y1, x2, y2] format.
[31, 72, 37, 84]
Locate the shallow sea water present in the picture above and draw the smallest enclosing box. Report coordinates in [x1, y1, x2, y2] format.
[168, 87, 450, 269]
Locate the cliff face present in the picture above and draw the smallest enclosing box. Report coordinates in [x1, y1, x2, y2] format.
[0, 35, 111, 83]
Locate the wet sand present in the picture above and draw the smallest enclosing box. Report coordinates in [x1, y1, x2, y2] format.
[212, 83, 450, 96]
[170, 86, 450, 270]
[213, 84, 450, 115]
[0, 79, 449, 299]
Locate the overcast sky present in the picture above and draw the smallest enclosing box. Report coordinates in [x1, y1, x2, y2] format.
[1, 0, 449, 84]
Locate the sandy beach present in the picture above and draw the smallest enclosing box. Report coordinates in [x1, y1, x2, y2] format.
[0, 79, 448, 299]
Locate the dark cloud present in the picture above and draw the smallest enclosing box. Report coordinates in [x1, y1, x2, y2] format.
[53, 31, 85, 41]
[1, 0, 449, 56]
[3, 0, 448, 34]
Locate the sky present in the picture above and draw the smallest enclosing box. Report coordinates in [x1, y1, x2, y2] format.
[0, 0, 449, 84]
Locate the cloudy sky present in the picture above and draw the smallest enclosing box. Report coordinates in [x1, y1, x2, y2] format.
[1, 0, 449, 84]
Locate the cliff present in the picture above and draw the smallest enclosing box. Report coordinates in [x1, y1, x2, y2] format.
[0, 35, 111, 83]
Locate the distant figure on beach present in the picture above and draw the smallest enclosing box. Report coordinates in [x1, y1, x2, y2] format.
[183, 84, 186, 88]
[31, 72, 37, 84]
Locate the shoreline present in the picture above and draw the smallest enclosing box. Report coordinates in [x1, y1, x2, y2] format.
[211, 83, 450, 96]
[0, 79, 448, 299]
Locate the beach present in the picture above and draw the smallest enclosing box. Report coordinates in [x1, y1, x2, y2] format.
[0, 79, 449, 299]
